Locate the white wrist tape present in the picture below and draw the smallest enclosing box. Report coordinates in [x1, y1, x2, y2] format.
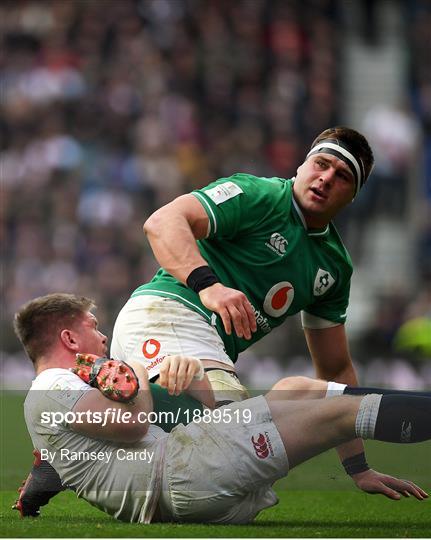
[192, 359, 205, 381]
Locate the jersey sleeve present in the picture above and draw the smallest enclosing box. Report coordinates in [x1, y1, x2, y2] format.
[31, 369, 92, 427]
[302, 275, 351, 326]
[192, 173, 282, 239]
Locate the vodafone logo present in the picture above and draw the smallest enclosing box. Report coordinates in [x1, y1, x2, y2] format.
[263, 281, 294, 317]
[142, 339, 161, 359]
[146, 356, 165, 371]
[251, 433, 269, 459]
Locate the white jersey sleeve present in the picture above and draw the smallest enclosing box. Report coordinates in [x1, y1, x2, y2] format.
[24, 368, 168, 523]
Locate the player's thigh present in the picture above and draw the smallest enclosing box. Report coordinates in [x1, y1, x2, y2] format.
[160, 396, 288, 522]
[111, 295, 233, 379]
[267, 395, 361, 468]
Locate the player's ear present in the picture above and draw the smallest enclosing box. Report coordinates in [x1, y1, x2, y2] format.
[59, 329, 79, 352]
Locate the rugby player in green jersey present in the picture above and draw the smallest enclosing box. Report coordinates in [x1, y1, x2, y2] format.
[126, 127, 370, 386]
[111, 126, 425, 498]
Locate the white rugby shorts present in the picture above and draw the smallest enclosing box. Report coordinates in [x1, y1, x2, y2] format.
[158, 395, 289, 524]
[111, 295, 234, 380]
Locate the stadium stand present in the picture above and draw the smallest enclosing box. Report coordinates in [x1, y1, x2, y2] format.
[1, 0, 429, 389]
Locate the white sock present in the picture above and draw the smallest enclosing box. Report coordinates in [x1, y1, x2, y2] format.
[325, 381, 347, 398]
[355, 394, 383, 440]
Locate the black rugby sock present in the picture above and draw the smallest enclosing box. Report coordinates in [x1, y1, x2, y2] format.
[374, 395, 431, 443]
[356, 394, 431, 443]
[344, 386, 430, 398]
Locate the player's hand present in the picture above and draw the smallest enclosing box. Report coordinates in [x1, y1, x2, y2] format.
[352, 469, 429, 500]
[198, 283, 257, 339]
[158, 355, 204, 396]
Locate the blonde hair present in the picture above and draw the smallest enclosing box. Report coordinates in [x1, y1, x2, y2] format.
[14, 293, 96, 363]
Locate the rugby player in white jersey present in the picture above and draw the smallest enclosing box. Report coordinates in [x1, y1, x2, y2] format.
[15, 294, 430, 524]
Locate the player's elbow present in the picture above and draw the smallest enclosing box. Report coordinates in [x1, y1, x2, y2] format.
[144, 195, 199, 238]
[143, 209, 164, 238]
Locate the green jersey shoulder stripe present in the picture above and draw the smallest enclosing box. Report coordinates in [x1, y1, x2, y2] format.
[192, 191, 218, 235]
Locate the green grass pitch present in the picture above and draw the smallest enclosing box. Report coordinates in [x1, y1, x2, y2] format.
[1, 392, 430, 538]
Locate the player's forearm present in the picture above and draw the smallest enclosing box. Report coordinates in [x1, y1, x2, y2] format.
[185, 376, 216, 409]
[313, 351, 359, 386]
[325, 369, 367, 464]
[306, 325, 365, 461]
[144, 210, 207, 284]
[314, 359, 366, 461]
[335, 438, 366, 462]
[71, 387, 153, 442]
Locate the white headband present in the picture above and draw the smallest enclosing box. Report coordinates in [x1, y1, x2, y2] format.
[307, 141, 365, 198]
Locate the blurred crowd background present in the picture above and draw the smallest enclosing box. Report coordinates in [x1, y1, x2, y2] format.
[1, 0, 430, 389]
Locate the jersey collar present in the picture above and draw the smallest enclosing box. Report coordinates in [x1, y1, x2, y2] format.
[292, 195, 330, 237]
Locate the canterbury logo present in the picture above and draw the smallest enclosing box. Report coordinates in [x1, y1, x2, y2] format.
[251, 433, 269, 459]
[266, 233, 288, 256]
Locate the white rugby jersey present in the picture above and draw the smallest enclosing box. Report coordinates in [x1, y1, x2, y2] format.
[24, 368, 168, 523]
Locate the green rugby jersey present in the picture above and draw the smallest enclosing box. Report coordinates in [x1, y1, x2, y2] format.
[133, 173, 353, 362]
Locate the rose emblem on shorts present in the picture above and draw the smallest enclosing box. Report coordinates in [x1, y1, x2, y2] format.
[142, 338, 161, 359]
[263, 281, 294, 317]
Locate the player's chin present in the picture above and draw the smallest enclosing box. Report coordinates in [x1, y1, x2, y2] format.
[302, 191, 328, 208]
[303, 200, 331, 216]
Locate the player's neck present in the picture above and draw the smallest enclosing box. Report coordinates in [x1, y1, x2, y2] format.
[303, 214, 330, 229]
[294, 201, 331, 229]
[35, 353, 75, 375]
[292, 190, 331, 229]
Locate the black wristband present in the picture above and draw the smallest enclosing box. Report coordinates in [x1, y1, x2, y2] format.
[342, 452, 370, 476]
[186, 265, 219, 293]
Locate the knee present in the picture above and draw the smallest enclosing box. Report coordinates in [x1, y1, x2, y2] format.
[272, 376, 315, 392]
[271, 376, 327, 399]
